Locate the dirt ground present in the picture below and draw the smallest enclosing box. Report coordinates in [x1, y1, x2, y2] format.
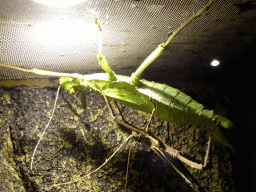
[0, 80, 234, 192]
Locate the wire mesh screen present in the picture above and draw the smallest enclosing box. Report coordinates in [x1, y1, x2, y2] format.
[0, 0, 256, 81]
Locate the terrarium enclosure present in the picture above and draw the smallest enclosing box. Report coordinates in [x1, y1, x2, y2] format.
[0, 0, 256, 192]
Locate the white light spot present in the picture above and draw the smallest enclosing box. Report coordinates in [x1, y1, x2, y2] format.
[33, 20, 98, 47]
[210, 59, 220, 67]
[34, 0, 87, 7]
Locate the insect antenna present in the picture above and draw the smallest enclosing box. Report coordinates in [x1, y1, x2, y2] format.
[30, 85, 61, 170]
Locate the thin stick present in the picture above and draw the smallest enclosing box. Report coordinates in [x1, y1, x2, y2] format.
[31, 85, 61, 170]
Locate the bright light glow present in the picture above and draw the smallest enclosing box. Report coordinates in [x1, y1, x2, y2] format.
[34, 0, 87, 7]
[210, 59, 220, 67]
[33, 20, 98, 47]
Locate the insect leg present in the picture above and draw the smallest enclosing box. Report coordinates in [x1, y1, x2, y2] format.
[164, 122, 170, 144]
[94, 18, 117, 81]
[93, 80, 135, 192]
[203, 136, 211, 168]
[125, 136, 133, 192]
[150, 146, 169, 165]
[93, 80, 115, 119]
[202, 121, 219, 167]
[113, 100, 125, 122]
[145, 97, 156, 132]
[70, 92, 82, 105]
[202, 122, 218, 168]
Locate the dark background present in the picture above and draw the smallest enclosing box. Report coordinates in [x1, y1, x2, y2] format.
[219, 40, 256, 191]
[190, 40, 256, 191]
[143, 39, 256, 191]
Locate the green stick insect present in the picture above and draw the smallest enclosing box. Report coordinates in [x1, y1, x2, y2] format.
[0, 0, 233, 191]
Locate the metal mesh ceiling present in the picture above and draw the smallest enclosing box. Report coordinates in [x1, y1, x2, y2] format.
[0, 0, 256, 82]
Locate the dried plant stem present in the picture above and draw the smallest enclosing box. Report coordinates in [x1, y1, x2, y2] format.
[30, 85, 61, 170]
